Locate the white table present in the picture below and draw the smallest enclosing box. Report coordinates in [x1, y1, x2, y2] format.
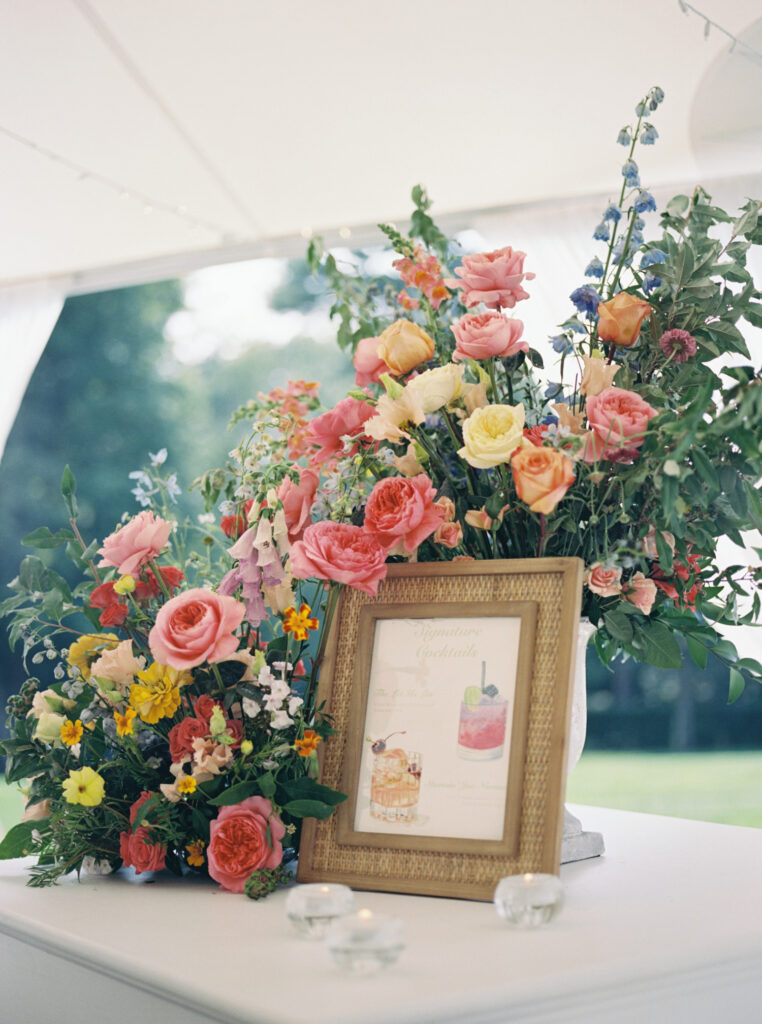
[1, 805, 761, 1024]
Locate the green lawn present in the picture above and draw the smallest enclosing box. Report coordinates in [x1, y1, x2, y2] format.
[1, 751, 760, 840]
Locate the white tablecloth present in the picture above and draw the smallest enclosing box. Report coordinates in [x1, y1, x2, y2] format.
[1, 805, 761, 1024]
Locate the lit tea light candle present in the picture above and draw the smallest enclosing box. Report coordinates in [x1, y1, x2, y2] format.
[285, 883, 355, 939]
[494, 873, 564, 927]
[326, 908, 405, 973]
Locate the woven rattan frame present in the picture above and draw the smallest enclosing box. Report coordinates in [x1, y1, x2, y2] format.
[298, 557, 583, 900]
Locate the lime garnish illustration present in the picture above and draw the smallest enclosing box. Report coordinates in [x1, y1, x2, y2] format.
[464, 685, 482, 709]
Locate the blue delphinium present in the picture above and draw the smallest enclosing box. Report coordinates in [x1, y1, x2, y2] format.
[545, 383, 564, 401]
[640, 124, 659, 145]
[593, 221, 610, 242]
[622, 160, 640, 187]
[650, 87, 665, 107]
[616, 128, 631, 146]
[603, 203, 622, 223]
[550, 334, 574, 355]
[640, 248, 667, 269]
[584, 256, 605, 279]
[569, 285, 602, 318]
[642, 273, 662, 294]
[635, 100, 647, 116]
[633, 189, 656, 214]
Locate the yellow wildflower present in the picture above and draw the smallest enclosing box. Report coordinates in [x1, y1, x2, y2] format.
[186, 840, 205, 867]
[177, 776, 197, 796]
[60, 719, 83, 746]
[282, 604, 319, 642]
[112, 575, 136, 595]
[114, 707, 136, 737]
[67, 633, 120, 680]
[294, 729, 321, 757]
[62, 766, 105, 807]
[129, 662, 184, 724]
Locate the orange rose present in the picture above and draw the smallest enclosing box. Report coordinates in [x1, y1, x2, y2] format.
[597, 293, 651, 347]
[376, 319, 435, 375]
[511, 447, 575, 514]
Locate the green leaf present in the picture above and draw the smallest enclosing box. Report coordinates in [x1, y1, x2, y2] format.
[603, 610, 633, 643]
[686, 635, 707, 670]
[281, 799, 336, 820]
[728, 668, 745, 704]
[280, 777, 347, 806]
[0, 821, 40, 859]
[257, 772, 276, 800]
[639, 621, 683, 669]
[60, 465, 78, 518]
[131, 792, 163, 831]
[206, 780, 261, 807]
[21, 527, 76, 549]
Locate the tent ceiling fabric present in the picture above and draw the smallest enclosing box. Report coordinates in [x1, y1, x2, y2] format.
[1, 0, 761, 291]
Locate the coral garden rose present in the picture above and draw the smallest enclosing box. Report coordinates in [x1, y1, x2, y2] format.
[97, 510, 173, 576]
[376, 319, 435, 375]
[148, 588, 246, 670]
[207, 796, 285, 893]
[597, 293, 651, 347]
[579, 354, 620, 397]
[584, 387, 658, 461]
[623, 572, 657, 615]
[405, 363, 465, 413]
[451, 312, 528, 362]
[120, 827, 167, 874]
[458, 403, 525, 469]
[353, 336, 391, 386]
[511, 446, 575, 514]
[363, 474, 446, 554]
[449, 247, 535, 309]
[290, 521, 388, 596]
[276, 467, 319, 544]
[305, 396, 375, 465]
[584, 563, 623, 597]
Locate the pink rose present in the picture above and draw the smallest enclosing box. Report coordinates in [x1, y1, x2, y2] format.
[353, 336, 391, 386]
[363, 474, 446, 554]
[584, 563, 623, 597]
[207, 796, 285, 893]
[305, 397, 375, 465]
[290, 522, 388, 596]
[148, 588, 245, 670]
[623, 572, 657, 615]
[451, 312, 528, 362]
[119, 827, 167, 874]
[583, 387, 658, 462]
[276, 467, 319, 544]
[97, 510, 172, 576]
[433, 520, 463, 549]
[449, 247, 535, 309]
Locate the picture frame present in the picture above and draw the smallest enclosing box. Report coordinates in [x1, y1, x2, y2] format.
[297, 557, 584, 900]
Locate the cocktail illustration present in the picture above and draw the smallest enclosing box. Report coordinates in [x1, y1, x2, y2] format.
[457, 662, 508, 760]
[368, 732, 423, 823]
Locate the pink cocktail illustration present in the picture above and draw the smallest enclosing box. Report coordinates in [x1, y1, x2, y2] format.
[457, 661, 508, 760]
[368, 736, 422, 823]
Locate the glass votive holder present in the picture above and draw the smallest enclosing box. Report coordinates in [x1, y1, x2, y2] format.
[285, 883, 355, 939]
[494, 873, 563, 927]
[325, 909, 405, 974]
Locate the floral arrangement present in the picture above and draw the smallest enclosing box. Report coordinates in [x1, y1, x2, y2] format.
[2, 87, 761, 893]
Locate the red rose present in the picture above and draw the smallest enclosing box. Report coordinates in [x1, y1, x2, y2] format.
[221, 500, 254, 540]
[89, 581, 128, 626]
[168, 717, 207, 762]
[119, 826, 167, 874]
[207, 796, 285, 893]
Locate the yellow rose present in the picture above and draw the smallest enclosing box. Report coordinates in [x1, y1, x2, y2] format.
[376, 319, 435, 375]
[405, 363, 464, 413]
[579, 354, 620, 397]
[458, 403, 525, 468]
[33, 711, 66, 744]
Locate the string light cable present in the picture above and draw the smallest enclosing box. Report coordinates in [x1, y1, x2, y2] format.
[678, 1, 762, 66]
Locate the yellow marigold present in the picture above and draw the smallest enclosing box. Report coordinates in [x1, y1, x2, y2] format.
[186, 839, 205, 867]
[282, 604, 319, 642]
[177, 776, 197, 796]
[62, 766, 105, 807]
[129, 662, 183, 724]
[114, 707, 136, 737]
[67, 633, 120, 680]
[112, 574, 136, 595]
[294, 729, 321, 757]
[60, 719, 83, 746]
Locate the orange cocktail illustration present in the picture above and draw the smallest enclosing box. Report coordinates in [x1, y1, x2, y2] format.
[369, 736, 422, 823]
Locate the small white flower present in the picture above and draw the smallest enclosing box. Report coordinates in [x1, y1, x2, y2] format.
[288, 695, 304, 716]
[81, 856, 114, 876]
[149, 448, 168, 466]
[197, 513, 215, 525]
[242, 697, 261, 718]
[270, 709, 293, 730]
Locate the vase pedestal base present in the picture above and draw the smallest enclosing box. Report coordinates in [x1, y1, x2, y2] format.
[561, 807, 605, 864]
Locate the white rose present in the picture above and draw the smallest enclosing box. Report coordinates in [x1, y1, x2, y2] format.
[405, 363, 465, 413]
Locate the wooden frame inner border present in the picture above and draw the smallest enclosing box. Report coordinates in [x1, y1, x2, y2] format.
[297, 557, 583, 901]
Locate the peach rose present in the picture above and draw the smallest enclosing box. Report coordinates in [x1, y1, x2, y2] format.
[363, 474, 446, 554]
[584, 387, 658, 461]
[449, 247, 535, 309]
[584, 563, 623, 597]
[290, 521, 388, 596]
[363, 389, 425, 444]
[623, 572, 657, 615]
[451, 312, 528, 362]
[276, 467, 319, 544]
[89, 640, 145, 693]
[462, 379, 489, 414]
[392, 443, 424, 478]
[597, 293, 651, 347]
[207, 796, 285, 893]
[434, 496, 456, 522]
[353, 336, 391, 386]
[580, 354, 620, 397]
[511, 447, 575, 514]
[21, 798, 51, 823]
[641, 526, 676, 559]
[305, 397, 375, 465]
[148, 588, 245, 670]
[97, 510, 172, 576]
[376, 319, 435, 375]
[434, 520, 463, 548]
